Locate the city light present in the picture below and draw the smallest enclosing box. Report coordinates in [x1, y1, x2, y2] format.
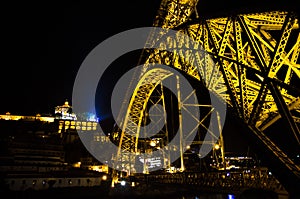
[102, 175, 107, 181]
[214, 144, 220, 150]
[150, 140, 156, 147]
[120, 180, 126, 186]
[228, 194, 235, 199]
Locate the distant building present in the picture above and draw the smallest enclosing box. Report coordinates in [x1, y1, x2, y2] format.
[0, 112, 54, 122]
[0, 101, 110, 192]
[0, 100, 100, 135]
[54, 100, 77, 120]
[0, 134, 66, 173]
[80, 156, 109, 173]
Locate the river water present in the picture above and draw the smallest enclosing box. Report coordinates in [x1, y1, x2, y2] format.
[92, 193, 235, 199]
[9, 190, 282, 199]
[7, 186, 280, 199]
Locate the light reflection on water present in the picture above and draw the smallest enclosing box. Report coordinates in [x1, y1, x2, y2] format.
[171, 194, 235, 199]
[97, 193, 235, 199]
[99, 194, 235, 199]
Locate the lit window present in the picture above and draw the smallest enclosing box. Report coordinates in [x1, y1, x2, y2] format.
[94, 136, 100, 142]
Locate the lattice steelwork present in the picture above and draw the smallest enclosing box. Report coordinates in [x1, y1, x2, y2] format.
[114, 0, 300, 193]
[114, 68, 173, 175]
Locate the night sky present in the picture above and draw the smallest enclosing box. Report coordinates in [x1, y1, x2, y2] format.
[1, 0, 161, 115]
[1, 0, 298, 115]
[1, 0, 299, 154]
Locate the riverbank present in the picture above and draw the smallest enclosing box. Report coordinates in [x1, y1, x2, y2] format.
[2, 186, 110, 199]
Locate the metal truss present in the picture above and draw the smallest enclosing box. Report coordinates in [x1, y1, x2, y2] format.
[115, 0, 300, 193]
[113, 67, 219, 175]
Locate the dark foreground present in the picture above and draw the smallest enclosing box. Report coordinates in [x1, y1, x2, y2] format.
[1, 185, 284, 199]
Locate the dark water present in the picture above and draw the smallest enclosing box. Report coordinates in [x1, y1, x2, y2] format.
[100, 193, 235, 199]
[4, 186, 280, 199]
[7, 190, 281, 199]
[6, 193, 229, 199]
[6, 191, 234, 199]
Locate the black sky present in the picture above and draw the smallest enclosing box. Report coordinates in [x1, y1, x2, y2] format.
[1, 0, 162, 115]
[1, 0, 298, 115]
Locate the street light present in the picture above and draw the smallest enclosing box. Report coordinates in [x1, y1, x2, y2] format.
[150, 140, 156, 147]
[214, 144, 220, 150]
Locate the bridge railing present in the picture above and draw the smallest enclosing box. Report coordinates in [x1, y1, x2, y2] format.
[140, 167, 287, 193]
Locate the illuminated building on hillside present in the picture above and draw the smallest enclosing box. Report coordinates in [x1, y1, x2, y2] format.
[0, 100, 100, 135]
[0, 112, 54, 122]
[54, 100, 77, 120]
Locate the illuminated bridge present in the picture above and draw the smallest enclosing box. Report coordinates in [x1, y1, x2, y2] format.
[110, 0, 300, 198]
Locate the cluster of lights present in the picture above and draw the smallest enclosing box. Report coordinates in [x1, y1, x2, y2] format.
[58, 120, 98, 133]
